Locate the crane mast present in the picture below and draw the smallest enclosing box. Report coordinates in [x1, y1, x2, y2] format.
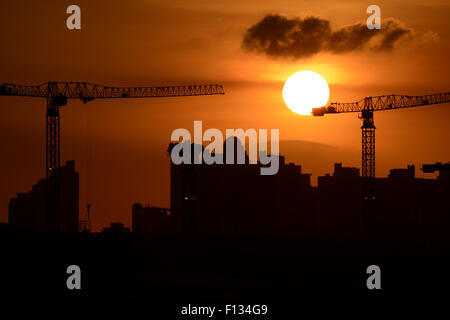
[312, 92, 450, 240]
[0, 81, 224, 232]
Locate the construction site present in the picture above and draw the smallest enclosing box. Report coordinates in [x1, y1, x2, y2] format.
[1, 0, 449, 305]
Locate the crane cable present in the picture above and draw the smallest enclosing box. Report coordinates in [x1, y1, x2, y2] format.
[85, 102, 92, 231]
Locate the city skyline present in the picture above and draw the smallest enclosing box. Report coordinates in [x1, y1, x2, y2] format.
[1, 0, 449, 303]
[7, 140, 448, 233]
[1, 0, 449, 231]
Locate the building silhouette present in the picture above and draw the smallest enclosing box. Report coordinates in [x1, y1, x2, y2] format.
[8, 160, 79, 232]
[422, 162, 450, 182]
[102, 222, 130, 233]
[168, 136, 449, 241]
[6, 140, 448, 242]
[376, 164, 450, 242]
[317, 162, 450, 241]
[317, 163, 362, 239]
[169, 138, 316, 236]
[132, 203, 175, 235]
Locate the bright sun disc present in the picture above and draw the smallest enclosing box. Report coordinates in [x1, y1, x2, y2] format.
[283, 71, 330, 115]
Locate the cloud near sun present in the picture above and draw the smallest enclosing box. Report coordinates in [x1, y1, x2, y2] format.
[242, 14, 412, 59]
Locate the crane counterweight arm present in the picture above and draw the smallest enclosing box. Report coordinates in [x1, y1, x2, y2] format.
[0, 82, 225, 101]
[312, 92, 450, 116]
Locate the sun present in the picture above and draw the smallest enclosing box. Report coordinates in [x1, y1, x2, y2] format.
[282, 71, 330, 115]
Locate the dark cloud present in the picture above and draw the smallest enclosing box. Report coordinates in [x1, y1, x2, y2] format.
[372, 19, 411, 51]
[242, 14, 411, 59]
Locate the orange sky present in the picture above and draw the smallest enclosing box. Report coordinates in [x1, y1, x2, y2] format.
[0, 0, 449, 230]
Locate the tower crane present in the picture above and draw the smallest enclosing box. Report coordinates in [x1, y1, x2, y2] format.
[312, 92, 450, 239]
[0, 81, 224, 231]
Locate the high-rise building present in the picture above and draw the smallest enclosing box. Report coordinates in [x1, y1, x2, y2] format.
[376, 164, 450, 242]
[9, 161, 79, 232]
[169, 139, 316, 236]
[132, 203, 175, 235]
[317, 162, 450, 241]
[317, 163, 362, 239]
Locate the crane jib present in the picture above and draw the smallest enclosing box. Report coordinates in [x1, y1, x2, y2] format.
[0, 82, 225, 100]
[309, 90, 450, 242]
[0, 80, 225, 233]
[311, 92, 450, 115]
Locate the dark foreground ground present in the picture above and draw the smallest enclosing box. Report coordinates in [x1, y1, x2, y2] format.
[0, 228, 449, 314]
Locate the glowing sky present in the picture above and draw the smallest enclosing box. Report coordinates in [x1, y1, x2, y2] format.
[0, 0, 449, 230]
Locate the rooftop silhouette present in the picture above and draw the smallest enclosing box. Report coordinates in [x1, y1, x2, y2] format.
[9, 160, 79, 233]
[4, 141, 449, 244]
